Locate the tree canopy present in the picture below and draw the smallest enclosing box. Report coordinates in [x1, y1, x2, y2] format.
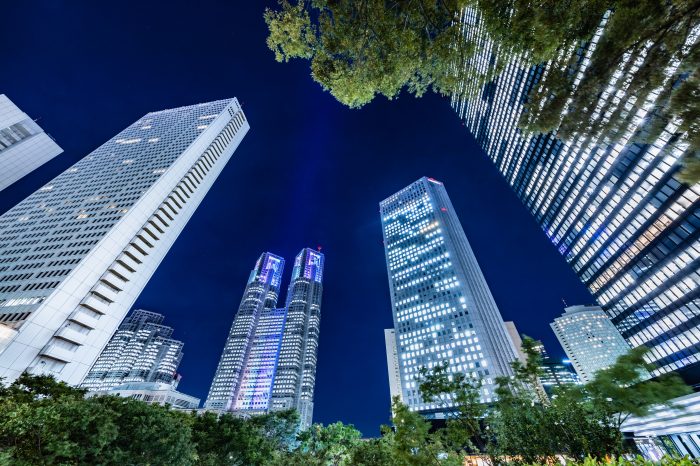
[264, 0, 700, 182]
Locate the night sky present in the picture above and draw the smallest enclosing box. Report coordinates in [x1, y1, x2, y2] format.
[1, 1, 593, 436]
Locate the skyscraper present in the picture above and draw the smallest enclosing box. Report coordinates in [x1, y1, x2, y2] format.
[551, 304, 636, 383]
[270, 248, 324, 430]
[381, 177, 519, 416]
[452, 11, 700, 378]
[0, 94, 63, 191]
[0, 98, 248, 385]
[384, 328, 404, 404]
[205, 248, 324, 430]
[80, 309, 184, 390]
[204, 252, 285, 412]
[539, 357, 582, 397]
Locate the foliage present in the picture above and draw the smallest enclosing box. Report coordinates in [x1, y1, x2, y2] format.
[486, 336, 625, 465]
[564, 346, 693, 429]
[349, 436, 393, 466]
[417, 361, 487, 457]
[272, 421, 362, 466]
[575, 454, 700, 466]
[185, 409, 296, 466]
[265, 0, 700, 183]
[264, 0, 486, 109]
[0, 373, 304, 466]
[0, 372, 196, 466]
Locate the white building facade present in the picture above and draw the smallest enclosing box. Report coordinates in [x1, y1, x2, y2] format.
[0, 94, 63, 191]
[384, 328, 404, 404]
[80, 309, 185, 390]
[380, 177, 519, 416]
[550, 304, 634, 383]
[0, 98, 249, 385]
[88, 381, 200, 410]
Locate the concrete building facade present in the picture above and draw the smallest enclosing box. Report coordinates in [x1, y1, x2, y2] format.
[384, 328, 404, 404]
[551, 304, 634, 383]
[0, 98, 248, 385]
[80, 309, 184, 390]
[0, 94, 63, 191]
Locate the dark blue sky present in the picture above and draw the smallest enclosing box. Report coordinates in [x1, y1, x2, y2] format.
[1, 1, 593, 436]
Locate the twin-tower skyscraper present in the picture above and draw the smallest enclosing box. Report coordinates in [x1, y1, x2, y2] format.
[203, 249, 324, 429]
[0, 96, 323, 428]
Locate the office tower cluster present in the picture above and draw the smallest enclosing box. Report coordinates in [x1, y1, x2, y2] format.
[82, 309, 200, 409]
[0, 95, 63, 192]
[381, 177, 520, 416]
[205, 248, 324, 430]
[551, 304, 636, 383]
[0, 98, 249, 386]
[80, 310, 184, 390]
[451, 10, 700, 379]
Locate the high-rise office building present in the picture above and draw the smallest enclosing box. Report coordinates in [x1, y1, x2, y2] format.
[381, 177, 519, 416]
[551, 304, 635, 383]
[504, 321, 528, 364]
[451, 11, 700, 378]
[80, 309, 184, 390]
[0, 98, 248, 385]
[204, 252, 285, 411]
[270, 248, 324, 430]
[206, 248, 324, 430]
[0, 94, 63, 191]
[384, 328, 404, 404]
[539, 357, 582, 397]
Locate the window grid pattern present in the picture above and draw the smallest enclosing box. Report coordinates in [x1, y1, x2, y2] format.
[451, 8, 700, 376]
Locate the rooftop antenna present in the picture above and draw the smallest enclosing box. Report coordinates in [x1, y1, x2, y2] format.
[561, 298, 568, 307]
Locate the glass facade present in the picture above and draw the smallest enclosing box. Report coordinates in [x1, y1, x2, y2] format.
[81, 309, 184, 390]
[381, 177, 519, 416]
[451, 10, 700, 377]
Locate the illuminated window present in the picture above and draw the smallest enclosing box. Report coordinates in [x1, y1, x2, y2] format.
[141, 126, 152, 129]
[77, 214, 88, 219]
[197, 125, 208, 129]
[40, 186, 53, 190]
[122, 160, 133, 164]
[153, 169, 166, 174]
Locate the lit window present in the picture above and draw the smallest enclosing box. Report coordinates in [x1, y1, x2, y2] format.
[197, 125, 208, 129]
[40, 186, 53, 190]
